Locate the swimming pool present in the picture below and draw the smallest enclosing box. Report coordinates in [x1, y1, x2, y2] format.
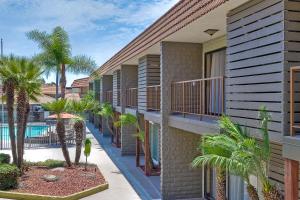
[0, 125, 49, 140]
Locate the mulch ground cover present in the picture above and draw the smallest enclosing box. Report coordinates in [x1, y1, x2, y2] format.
[10, 165, 106, 196]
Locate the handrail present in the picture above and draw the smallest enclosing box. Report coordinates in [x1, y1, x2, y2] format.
[126, 87, 138, 108]
[171, 76, 224, 118]
[147, 85, 160, 111]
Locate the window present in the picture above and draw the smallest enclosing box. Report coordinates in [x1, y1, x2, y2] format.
[205, 48, 226, 115]
[204, 167, 216, 199]
[228, 175, 249, 200]
[149, 123, 160, 166]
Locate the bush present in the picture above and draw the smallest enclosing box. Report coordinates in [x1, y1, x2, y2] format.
[24, 159, 64, 169]
[0, 154, 10, 164]
[0, 164, 19, 190]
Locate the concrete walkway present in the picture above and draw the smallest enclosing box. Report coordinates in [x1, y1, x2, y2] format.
[0, 125, 141, 200]
[87, 123, 161, 200]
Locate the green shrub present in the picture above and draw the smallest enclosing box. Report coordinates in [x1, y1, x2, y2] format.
[0, 164, 19, 190]
[41, 159, 64, 168]
[0, 154, 10, 164]
[24, 159, 64, 168]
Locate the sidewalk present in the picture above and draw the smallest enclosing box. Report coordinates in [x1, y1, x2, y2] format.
[87, 123, 161, 200]
[0, 125, 141, 200]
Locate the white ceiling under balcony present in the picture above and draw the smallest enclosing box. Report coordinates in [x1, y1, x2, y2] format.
[121, 0, 249, 67]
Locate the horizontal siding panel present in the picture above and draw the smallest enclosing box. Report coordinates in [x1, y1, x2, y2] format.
[228, 42, 283, 62]
[227, 0, 282, 26]
[226, 73, 282, 85]
[226, 83, 282, 93]
[227, 32, 284, 54]
[226, 101, 282, 111]
[226, 93, 282, 101]
[228, 53, 283, 69]
[228, 22, 284, 47]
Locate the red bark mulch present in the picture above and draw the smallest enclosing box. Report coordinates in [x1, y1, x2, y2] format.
[10, 165, 106, 196]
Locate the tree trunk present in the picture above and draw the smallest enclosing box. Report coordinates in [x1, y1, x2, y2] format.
[216, 168, 226, 200]
[21, 102, 30, 160]
[16, 89, 27, 169]
[60, 63, 66, 99]
[74, 120, 84, 165]
[56, 68, 59, 100]
[263, 186, 282, 200]
[56, 120, 72, 167]
[247, 184, 259, 200]
[5, 81, 17, 164]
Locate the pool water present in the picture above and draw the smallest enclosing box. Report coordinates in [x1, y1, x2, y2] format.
[0, 125, 49, 140]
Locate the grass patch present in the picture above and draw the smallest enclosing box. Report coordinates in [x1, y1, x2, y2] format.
[24, 159, 65, 169]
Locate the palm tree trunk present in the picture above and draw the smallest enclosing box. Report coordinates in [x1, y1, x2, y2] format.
[21, 102, 30, 160]
[5, 81, 17, 164]
[263, 186, 282, 200]
[56, 119, 71, 167]
[216, 168, 226, 200]
[60, 63, 66, 99]
[56, 68, 59, 100]
[247, 184, 259, 200]
[74, 120, 84, 165]
[16, 89, 27, 168]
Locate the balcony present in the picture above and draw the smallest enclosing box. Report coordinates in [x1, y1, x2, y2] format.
[147, 85, 161, 111]
[171, 76, 224, 118]
[126, 88, 138, 109]
[104, 90, 113, 104]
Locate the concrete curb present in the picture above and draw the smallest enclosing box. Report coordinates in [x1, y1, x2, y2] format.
[0, 183, 109, 200]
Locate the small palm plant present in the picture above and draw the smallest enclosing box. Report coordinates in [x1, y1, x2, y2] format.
[114, 113, 154, 171]
[192, 107, 282, 200]
[67, 97, 99, 165]
[84, 138, 91, 171]
[98, 102, 118, 139]
[43, 99, 72, 167]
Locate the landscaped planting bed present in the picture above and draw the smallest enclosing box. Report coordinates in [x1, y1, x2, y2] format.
[9, 164, 106, 196]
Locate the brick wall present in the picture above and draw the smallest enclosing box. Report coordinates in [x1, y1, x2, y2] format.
[161, 41, 203, 199]
[120, 65, 138, 155]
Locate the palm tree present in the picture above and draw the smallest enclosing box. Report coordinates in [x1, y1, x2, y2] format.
[43, 99, 72, 167]
[67, 98, 98, 165]
[27, 27, 97, 99]
[0, 55, 19, 164]
[98, 102, 117, 139]
[192, 134, 259, 200]
[114, 113, 155, 170]
[192, 107, 282, 200]
[15, 58, 43, 168]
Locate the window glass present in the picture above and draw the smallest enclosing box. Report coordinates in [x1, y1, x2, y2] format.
[228, 175, 249, 200]
[150, 123, 159, 165]
[204, 167, 216, 199]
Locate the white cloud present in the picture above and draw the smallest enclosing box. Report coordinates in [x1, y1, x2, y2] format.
[0, 0, 179, 85]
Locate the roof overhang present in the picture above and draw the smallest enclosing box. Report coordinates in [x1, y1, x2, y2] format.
[96, 0, 250, 75]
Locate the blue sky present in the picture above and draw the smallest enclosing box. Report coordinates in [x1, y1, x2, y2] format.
[0, 0, 178, 86]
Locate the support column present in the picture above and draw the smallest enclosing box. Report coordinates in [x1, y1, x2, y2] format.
[161, 41, 203, 199]
[284, 159, 299, 200]
[120, 65, 138, 155]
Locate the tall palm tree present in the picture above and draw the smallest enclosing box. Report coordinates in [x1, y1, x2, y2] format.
[67, 98, 98, 165]
[0, 55, 19, 164]
[15, 58, 43, 168]
[27, 27, 97, 99]
[43, 99, 72, 167]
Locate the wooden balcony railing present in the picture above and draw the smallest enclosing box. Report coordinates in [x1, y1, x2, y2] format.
[104, 90, 113, 104]
[147, 85, 161, 111]
[290, 66, 300, 136]
[126, 88, 138, 108]
[171, 76, 224, 118]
